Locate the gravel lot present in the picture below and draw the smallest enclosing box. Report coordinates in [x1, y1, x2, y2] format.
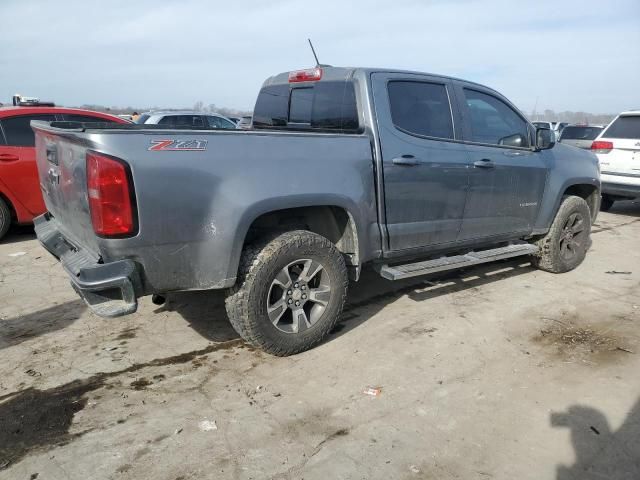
[1, 203, 639, 480]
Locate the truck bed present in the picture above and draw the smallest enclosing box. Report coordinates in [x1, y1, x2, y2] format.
[32, 121, 377, 295]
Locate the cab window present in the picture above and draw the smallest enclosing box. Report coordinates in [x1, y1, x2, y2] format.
[253, 80, 359, 132]
[463, 89, 529, 147]
[387, 81, 454, 139]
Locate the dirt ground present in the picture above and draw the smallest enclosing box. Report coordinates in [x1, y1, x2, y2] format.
[1, 202, 639, 480]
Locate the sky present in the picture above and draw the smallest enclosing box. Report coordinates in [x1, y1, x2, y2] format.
[0, 0, 638, 114]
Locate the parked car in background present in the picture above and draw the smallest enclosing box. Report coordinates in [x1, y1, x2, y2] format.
[592, 110, 640, 211]
[136, 111, 237, 129]
[558, 125, 604, 149]
[0, 105, 126, 240]
[533, 121, 554, 130]
[555, 122, 569, 138]
[237, 115, 252, 129]
[32, 66, 599, 356]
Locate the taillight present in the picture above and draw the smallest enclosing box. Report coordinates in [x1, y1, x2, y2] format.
[591, 141, 613, 153]
[86, 151, 136, 237]
[288, 67, 323, 83]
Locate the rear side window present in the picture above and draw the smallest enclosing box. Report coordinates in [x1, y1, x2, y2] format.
[136, 114, 150, 124]
[253, 80, 359, 132]
[1, 114, 57, 147]
[463, 89, 529, 147]
[62, 114, 119, 123]
[560, 126, 602, 140]
[602, 116, 640, 139]
[158, 115, 204, 127]
[206, 116, 236, 129]
[387, 81, 454, 139]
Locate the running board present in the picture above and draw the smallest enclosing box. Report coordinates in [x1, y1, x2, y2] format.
[379, 243, 539, 281]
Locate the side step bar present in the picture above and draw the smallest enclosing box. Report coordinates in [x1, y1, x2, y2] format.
[379, 243, 539, 281]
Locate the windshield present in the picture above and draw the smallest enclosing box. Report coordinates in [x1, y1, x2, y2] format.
[602, 115, 640, 139]
[560, 126, 603, 140]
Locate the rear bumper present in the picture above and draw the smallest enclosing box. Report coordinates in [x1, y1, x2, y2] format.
[34, 213, 141, 317]
[601, 181, 640, 199]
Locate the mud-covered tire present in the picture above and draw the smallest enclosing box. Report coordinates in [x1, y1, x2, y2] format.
[600, 195, 614, 212]
[225, 230, 348, 356]
[530, 195, 591, 273]
[0, 197, 11, 240]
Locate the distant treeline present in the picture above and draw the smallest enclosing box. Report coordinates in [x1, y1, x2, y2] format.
[527, 109, 616, 125]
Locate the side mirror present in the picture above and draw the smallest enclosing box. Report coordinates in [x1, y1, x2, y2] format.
[498, 133, 526, 148]
[536, 127, 556, 150]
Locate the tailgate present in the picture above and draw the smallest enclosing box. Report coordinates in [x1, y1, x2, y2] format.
[599, 138, 640, 177]
[33, 122, 101, 254]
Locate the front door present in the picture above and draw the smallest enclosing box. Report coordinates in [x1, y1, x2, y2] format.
[372, 73, 469, 251]
[0, 113, 56, 216]
[454, 85, 548, 240]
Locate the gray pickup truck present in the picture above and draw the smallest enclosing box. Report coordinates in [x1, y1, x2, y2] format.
[32, 66, 600, 355]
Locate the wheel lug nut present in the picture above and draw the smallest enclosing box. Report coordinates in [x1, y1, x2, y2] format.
[294, 282, 299, 288]
[287, 289, 292, 295]
[301, 285, 306, 290]
[295, 301, 300, 307]
[287, 298, 293, 304]
[302, 294, 307, 299]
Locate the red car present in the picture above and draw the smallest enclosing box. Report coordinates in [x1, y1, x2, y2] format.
[0, 106, 128, 239]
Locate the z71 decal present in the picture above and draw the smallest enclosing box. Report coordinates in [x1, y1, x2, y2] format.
[148, 139, 208, 151]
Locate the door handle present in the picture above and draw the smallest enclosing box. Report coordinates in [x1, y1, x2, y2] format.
[0, 153, 19, 162]
[392, 155, 421, 166]
[474, 159, 495, 169]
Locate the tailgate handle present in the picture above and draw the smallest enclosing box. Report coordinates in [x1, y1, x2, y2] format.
[48, 168, 60, 185]
[474, 159, 495, 169]
[0, 153, 19, 162]
[46, 144, 59, 165]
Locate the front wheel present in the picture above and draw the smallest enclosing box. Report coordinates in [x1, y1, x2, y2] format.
[530, 195, 591, 273]
[225, 230, 348, 356]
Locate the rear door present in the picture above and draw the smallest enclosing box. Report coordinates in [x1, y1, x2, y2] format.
[454, 84, 548, 240]
[597, 114, 640, 178]
[0, 113, 56, 215]
[372, 72, 469, 251]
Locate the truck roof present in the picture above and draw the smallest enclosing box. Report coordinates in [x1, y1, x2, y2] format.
[263, 66, 503, 96]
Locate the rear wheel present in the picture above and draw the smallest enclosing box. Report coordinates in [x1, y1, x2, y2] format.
[0, 198, 11, 240]
[225, 230, 348, 356]
[600, 195, 614, 212]
[530, 195, 591, 273]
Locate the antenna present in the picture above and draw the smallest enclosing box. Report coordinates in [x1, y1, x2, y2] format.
[308, 38, 320, 66]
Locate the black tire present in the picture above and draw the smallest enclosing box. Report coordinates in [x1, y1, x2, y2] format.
[600, 195, 614, 212]
[530, 195, 591, 273]
[0, 197, 11, 241]
[225, 230, 348, 356]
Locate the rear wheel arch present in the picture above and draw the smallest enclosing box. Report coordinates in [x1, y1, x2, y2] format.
[241, 205, 360, 265]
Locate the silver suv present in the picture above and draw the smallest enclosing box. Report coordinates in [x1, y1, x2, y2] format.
[136, 111, 237, 129]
